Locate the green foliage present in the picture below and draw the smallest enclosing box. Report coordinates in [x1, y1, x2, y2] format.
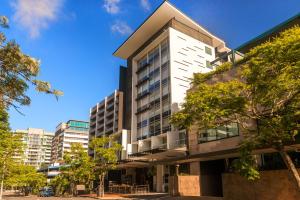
[193, 62, 233, 84]
[52, 143, 94, 196]
[0, 15, 62, 110]
[89, 136, 122, 196]
[89, 136, 122, 173]
[50, 175, 70, 196]
[0, 108, 24, 188]
[171, 26, 300, 181]
[5, 164, 46, 196]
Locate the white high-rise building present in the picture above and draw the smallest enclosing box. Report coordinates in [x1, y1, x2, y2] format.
[113, 1, 229, 192]
[15, 128, 54, 169]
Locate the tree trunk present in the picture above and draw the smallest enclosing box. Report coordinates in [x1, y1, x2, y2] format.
[279, 150, 300, 190]
[185, 127, 190, 157]
[24, 187, 30, 196]
[0, 162, 6, 200]
[0, 173, 4, 200]
[97, 173, 105, 197]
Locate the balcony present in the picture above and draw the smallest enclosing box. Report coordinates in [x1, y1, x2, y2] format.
[211, 50, 244, 68]
[136, 63, 150, 74]
[136, 75, 149, 87]
[105, 127, 114, 135]
[128, 144, 167, 158]
[136, 90, 150, 100]
[136, 104, 151, 115]
[162, 125, 171, 133]
[137, 135, 148, 141]
[169, 138, 186, 149]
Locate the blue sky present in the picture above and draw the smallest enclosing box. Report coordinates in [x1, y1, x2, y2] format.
[1, 0, 299, 132]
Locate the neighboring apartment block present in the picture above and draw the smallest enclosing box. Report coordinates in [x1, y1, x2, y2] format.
[89, 90, 124, 137]
[111, 1, 230, 192]
[51, 120, 89, 162]
[15, 128, 54, 169]
[89, 85, 130, 161]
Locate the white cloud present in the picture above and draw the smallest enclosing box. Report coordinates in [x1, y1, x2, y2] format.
[111, 21, 132, 35]
[103, 0, 121, 14]
[140, 0, 151, 11]
[11, 0, 63, 39]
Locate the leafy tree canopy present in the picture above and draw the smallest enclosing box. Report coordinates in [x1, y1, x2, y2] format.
[5, 164, 46, 196]
[51, 143, 94, 196]
[89, 136, 122, 197]
[0, 15, 62, 111]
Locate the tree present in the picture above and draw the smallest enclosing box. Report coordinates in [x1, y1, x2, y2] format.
[54, 143, 94, 196]
[89, 136, 122, 197]
[50, 174, 70, 196]
[0, 109, 24, 200]
[0, 15, 62, 111]
[0, 15, 62, 199]
[5, 164, 46, 196]
[171, 26, 300, 189]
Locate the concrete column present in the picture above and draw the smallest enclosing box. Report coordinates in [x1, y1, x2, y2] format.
[156, 165, 164, 192]
[190, 162, 200, 175]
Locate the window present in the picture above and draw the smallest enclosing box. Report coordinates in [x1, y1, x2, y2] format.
[198, 123, 239, 143]
[205, 46, 212, 55]
[161, 40, 169, 64]
[206, 60, 212, 69]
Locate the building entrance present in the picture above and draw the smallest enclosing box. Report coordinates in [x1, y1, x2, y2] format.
[200, 159, 225, 197]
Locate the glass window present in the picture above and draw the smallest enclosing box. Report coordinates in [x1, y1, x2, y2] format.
[161, 40, 169, 64]
[205, 46, 212, 55]
[206, 60, 212, 69]
[198, 123, 239, 143]
[227, 123, 239, 137]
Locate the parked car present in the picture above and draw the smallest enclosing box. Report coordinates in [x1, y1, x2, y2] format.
[39, 187, 54, 197]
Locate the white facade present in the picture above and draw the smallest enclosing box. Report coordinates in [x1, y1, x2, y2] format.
[51, 120, 89, 162]
[112, 1, 229, 192]
[129, 27, 218, 157]
[169, 27, 215, 107]
[16, 128, 54, 169]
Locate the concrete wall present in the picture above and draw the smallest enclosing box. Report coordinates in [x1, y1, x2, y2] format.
[222, 170, 300, 200]
[169, 176, 200, 196]
[169, 27, 215, 110]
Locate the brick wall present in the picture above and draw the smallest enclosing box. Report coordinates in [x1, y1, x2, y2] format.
[222, 170, 300, 200]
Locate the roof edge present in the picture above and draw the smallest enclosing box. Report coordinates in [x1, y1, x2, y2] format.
[235, 12, 300, 51]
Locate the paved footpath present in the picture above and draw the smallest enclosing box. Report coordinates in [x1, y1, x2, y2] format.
[3, 194, 223, 200]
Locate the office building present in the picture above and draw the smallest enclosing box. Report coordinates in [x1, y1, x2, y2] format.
[51, 120, 89, 162]
[15, 128, 54, 169]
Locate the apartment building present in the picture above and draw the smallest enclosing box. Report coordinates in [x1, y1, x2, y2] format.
[113, 1, 230, 192]
[51, 120, 89, 162]
[89, 89, 129, 160]
[15, 128, 54, 169]
[89, 90, 124, 138]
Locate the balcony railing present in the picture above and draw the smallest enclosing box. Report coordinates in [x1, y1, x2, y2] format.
[136, 63, 150, 74]
[136, 75, 149, 87]
[169, 138, 186, 149]
[136, 90, 150, 100]
[136, 104, 151, 115]
[211, 50, 244, 68]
